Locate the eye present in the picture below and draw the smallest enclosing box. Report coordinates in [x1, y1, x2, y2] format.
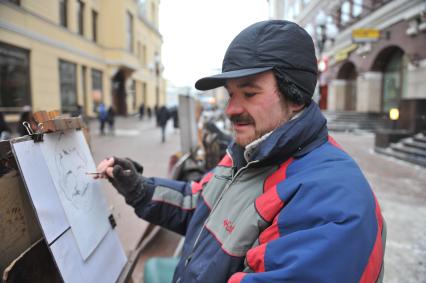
[244, 92, 257, 98]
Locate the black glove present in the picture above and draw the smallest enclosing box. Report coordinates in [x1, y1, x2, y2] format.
[108, 157, 145, 205]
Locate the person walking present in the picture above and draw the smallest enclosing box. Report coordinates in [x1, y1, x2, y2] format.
[139, 103, 145, 120]
[96, 20, 385, 283]
[107, 106, 115, 135]
[97, 103, 107, 135]
[157, 105, 170, 143]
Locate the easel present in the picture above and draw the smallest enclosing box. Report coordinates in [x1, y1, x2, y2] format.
[0, 110, 139, 283]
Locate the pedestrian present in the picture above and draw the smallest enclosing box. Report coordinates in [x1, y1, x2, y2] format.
[107, 106, 115, 134]
[97, 102, 107, 135]
[0, 112, 11, 140]
[95, 20, 385, 283]
[139, 103, 145, 120]
[147, 107, 152, 119]
[154, 104, 159, 126]
[157, 105, 170, 143]
[168, 106, 179, 129]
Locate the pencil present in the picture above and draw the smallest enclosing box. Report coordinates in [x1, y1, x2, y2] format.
[86, 169, 132, 176]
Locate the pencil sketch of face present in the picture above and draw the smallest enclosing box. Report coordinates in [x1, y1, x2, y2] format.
[55, 132, 93, 211]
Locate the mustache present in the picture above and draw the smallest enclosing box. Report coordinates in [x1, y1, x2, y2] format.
[229, 114, 255, 124]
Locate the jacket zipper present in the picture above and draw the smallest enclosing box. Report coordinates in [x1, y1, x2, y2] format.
[182, 159, 260, 271]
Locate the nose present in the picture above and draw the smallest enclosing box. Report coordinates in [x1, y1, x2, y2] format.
[225, 95, 244, 117]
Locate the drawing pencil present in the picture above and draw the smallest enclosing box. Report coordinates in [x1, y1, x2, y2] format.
[86, 169, 132, 176]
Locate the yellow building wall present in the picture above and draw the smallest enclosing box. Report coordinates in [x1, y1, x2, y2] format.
[0, 0, 165, 118]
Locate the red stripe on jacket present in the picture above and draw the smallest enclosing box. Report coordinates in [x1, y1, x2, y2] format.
[218, 154, 233, 167]
[246, 243, 267, 272]
[259, 214, 280, 244]
[328, 135, 343, 150]
[263, 158, 293, 192]
[191, 172, 214, 194]
[256, 158, 293, 222]
[228, 272, 246, 283]
[359, 196, 384, 283]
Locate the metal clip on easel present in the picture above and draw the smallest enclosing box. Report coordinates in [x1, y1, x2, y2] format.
[23, 121, 44, 143]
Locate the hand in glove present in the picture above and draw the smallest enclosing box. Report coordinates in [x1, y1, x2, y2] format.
[96, 157, 145, 204]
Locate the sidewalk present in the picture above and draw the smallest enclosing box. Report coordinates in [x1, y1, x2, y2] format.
[332, 132, 426, 283]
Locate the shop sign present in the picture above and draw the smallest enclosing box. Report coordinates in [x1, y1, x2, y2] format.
[352, 28, 380, 43]
[332, 44, 358, 64]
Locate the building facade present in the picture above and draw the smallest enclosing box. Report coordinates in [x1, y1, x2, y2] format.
[268, 0, 426, 133]
[0, 0, 166, 120]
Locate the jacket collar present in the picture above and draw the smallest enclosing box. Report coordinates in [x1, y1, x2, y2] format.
[229, 102, 328, 168]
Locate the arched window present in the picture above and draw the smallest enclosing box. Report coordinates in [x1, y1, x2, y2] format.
[382, 50, 408, 112]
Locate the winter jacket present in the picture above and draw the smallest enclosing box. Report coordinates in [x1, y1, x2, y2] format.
[131, 102, 384, 283]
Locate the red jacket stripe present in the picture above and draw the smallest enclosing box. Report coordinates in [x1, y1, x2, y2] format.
[328, 135, 343, 150]
[255, 186, 285, 222]
[227, 272, 246, 283]
[263, 158, 293, 193]
[218, 154, 233, 167]
[359, 197, 384, 283]
[259, 214, 280, 244]
[246, 243, 267, 272]
[191, 172, 214, 194]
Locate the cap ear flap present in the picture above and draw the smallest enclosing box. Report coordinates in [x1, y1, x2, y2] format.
[273, 67, 312, 106]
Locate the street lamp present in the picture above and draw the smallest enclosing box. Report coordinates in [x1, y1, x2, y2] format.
[389, 108, 399, 130]
[315, 10, 327, 54]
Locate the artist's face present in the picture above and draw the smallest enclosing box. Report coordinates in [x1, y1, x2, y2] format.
[225, 71, 300, 147]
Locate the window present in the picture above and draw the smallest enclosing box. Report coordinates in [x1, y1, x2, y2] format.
[142, 45, 147, 66]
[92, 10, 98, 42]
[352, 0, 363, 17]
[138, 0, 147, 18]
[382, 50, 407, 111]
[151, 2, 156, 25]
[77, 0, 85, 36]
[59, 0, 68, 28]
[91, 69, 103, 106]
[137, 41, 141, 62]
[294, 0, 300, 17]
[0, 42, 30, 109]
[59, 60, 77, 112]
[126, 12, 134, 52]
[340, 1, 350, 24]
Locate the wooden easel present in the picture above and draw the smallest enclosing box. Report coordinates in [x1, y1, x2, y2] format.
[0, 110, 125, 283]
[32, 110, 85, 134]
[1, 110, 156, 283]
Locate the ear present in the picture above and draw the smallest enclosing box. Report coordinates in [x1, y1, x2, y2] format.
[289, 102, 305, 115]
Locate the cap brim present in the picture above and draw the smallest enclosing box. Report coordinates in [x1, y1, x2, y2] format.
[195, 67, 273, 90]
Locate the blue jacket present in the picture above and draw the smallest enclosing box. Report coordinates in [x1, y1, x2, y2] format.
[132, 102, 384, 283]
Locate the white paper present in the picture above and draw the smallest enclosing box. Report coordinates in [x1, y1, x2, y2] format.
[39, 130, 110, 260]
[50, 228, 127, 283]
[12, 140, 69, 243]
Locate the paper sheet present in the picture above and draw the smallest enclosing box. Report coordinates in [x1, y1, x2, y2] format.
[12, 140, 69, 243]
[39, 130, 110, 260]
[50, 228, 127, 283]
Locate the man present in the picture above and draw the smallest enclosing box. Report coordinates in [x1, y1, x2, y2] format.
[96, 20, 385, 283]
[157, 105, 170, 143]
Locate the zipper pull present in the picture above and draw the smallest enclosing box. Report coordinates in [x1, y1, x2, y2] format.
[185, 253, 193, 266]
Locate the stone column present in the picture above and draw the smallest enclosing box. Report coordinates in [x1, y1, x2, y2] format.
[405, 60, 426, 99]
[356, 71, 382, 113]
[328, 79, 346, 111]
